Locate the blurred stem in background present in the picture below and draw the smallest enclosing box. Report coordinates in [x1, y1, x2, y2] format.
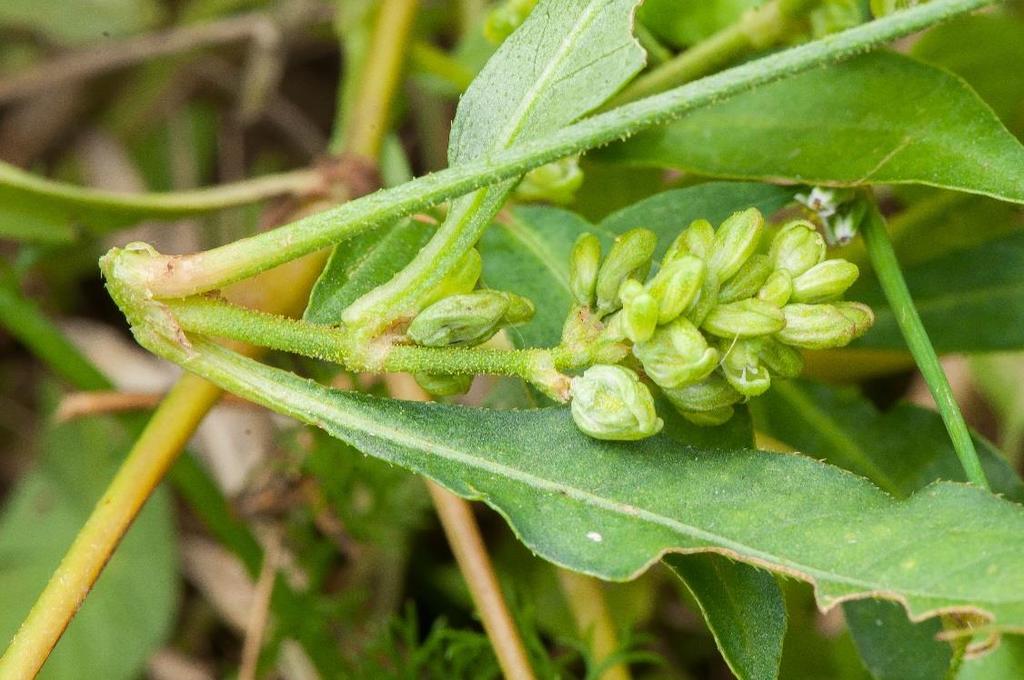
[0, 0, 415, 676]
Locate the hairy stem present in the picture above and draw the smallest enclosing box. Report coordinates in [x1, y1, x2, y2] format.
[607, 0, 821, 107]
[106, 0, 995, 299]
[164, 296, 574, 393]
[861, 204, 989, 489]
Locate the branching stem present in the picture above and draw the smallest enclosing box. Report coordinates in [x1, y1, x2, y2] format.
[104, 0, 995, 299]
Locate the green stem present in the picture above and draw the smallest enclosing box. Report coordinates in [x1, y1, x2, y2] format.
[165, 296, 574, 393]
[606, 0, 821, 108]
[861, 203, 989, 489]
[105, 0, 995, 300]
[0, 160, 320, 220]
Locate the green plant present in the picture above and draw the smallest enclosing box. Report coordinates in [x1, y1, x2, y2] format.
[2, 0, 1024, 678]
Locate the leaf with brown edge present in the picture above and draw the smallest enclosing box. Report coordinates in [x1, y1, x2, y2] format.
[167, 339, 1024, 639]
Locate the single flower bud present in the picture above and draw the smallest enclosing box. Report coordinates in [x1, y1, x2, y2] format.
[790, 259, 859, 303]
[503, 292, 536, 325]
[702, 298, 786, 338]
[684, 268, 720, 327]
[769, 221, 826, 276]
[595, 228, 657, 315]
[414, 372, 473, 397]
[633, 317, 719, 388]
[408, 290, 533, 347]
[718, 254, 772, 304]
[662, 373, 743, 426]
[664, 219, 715, 265]
[623, 290, 659, 344]
[709, 208, 764, 281]
[569, 233, 602, 307]
[647, 255, 704, 324]
[757, 336, 804, 378]
[419, 248, 483, 309]
[719, 338, 771, 397]
[514, 157, 584, 205]
[570, 365, 663, 441]
[757, 270, 793, 307]
[776, 302, 874, 349]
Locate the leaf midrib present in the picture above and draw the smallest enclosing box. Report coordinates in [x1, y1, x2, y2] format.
[248, 344, 1017, 605]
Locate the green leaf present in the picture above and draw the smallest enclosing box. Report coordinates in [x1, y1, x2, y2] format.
[850, 232, 1024, 352]
[843, 599, 950, 680]
[752, 379, 1024, 500]
[481, 206, 602, 348]
[177, 340, 1024, 636]
[958, 635, 1024, 680]
[340, 0, 647, 327]
[304, 220, 433, 324]
[602, 51, 1024, 204]
[912, 13, 1024, 134]
[751, 379, 1024, 679]
[665, 554, 786, 680]
[599, 182, 795, 257]
[0, 413, 177, 680]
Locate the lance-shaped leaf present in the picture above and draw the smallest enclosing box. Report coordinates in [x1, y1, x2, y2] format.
[601, 51, 1024, 204]
[752, 379, 1024, 678]
[172, 340, 1024, 636]
[665, 554, 786, 680]
[339, 0, 647, 328]
[850, 232, 1024, 353]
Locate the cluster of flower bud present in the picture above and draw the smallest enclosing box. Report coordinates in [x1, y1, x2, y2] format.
[567, 208, 873, 440]
[406, 248, 535, 397]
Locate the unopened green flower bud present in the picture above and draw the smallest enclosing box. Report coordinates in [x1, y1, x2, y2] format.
[419, 248, 482, 309]
[702, 298, 786, 338]
[623, 290, 659, 344]
[718, 254, 772, 304]
[647, 255, 704, 324]
[664, 219, 715, 265]
[414, 372, 473, 397]
[633, 317, 719, 388]
[757, 270, 793, 307]
[408, 290, 534, 347]
[709, 208, 764, 281]
[503, 292, 535, 325]
[662, 373, 743, 426]
[595, 228, 656, 315]
[790, 259, 859, 303]
[776, 302, 874, 349]
[769, 221, 826, 276]
[758, 336, 804, 378]
[720, 338, 771, 397]
[514, 157, 584, 205]
[684, 268, 720, 327]
[570, 365, 663, 441]
[569, 233, 601, 307]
